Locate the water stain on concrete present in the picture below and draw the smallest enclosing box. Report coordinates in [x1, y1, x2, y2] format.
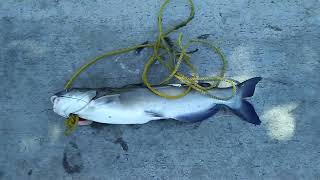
[197, 34, 212, 40]
[27, 169, 32, 176]
[190, 167, 209, 179]
[193, 121, 202, 129]
[69, 141, 78, 149]
[0, 171, 4, 179]
[62, 141, 83, 174]
[114, 137, 129, 151]
[266, 24, 283, 31]
[90, 122, 107, 130]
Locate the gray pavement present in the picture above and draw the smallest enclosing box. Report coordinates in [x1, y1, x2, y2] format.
[0, 0, 319, 179]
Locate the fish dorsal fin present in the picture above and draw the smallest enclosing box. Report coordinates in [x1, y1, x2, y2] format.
[119, 82, 213, 90]
[121, 83, 145, 89]
[122, 83, 184, 89]
[168, 82, 212, 88]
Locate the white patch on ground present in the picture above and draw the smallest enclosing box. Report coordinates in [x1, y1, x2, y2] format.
[301, 45, 319, 72]
[119, 62, 140, 74]
[262, 103, 298, 141]
[228, 45, 260, 80]
[114, 56, 140, 74]
[230, 75, 252, 83]
[119, 62, 126, 69]
[8, 40, 47, 56]
[19, 136, 38, 152]
[114, 56, 121, 62]
[50, 124, 62, 144]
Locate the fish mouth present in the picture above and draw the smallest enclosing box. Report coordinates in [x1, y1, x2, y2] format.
[51, 89, 97, 118]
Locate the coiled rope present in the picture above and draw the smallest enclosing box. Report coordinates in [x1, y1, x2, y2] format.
[63, 0, 237, 134]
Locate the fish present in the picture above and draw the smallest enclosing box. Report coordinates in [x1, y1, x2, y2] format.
[51, 77, 262, 125]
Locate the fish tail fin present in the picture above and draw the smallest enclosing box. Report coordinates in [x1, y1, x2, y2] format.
[228, 77, 262, 125]
[237, 77, 262, 98]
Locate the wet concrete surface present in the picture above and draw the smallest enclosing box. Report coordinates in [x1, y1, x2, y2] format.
[1, 0, 319, 179]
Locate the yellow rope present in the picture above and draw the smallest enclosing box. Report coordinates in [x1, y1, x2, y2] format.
[64, 114, 79, 136]
[63, 0, 238, 134]
[64, 43, 153, 89]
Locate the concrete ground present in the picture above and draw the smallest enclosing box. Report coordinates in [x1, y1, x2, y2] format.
[1, 0, 319, 179]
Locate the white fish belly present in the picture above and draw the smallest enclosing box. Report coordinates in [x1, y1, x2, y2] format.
[76, 101, 159, 124]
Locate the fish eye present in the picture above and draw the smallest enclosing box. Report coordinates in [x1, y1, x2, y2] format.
[51, 96, 57, 103]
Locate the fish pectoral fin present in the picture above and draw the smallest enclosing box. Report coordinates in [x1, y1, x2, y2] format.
[144, 110, 166, 119]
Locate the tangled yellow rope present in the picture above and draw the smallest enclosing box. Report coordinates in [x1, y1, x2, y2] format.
[63, 0, 237, 134]
[64, 114, 79, 136]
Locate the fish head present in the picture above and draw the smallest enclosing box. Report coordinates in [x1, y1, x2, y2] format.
[51, 88, 96, 118]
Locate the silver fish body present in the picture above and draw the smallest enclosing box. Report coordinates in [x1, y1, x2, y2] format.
[51, 77, 262, 125]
